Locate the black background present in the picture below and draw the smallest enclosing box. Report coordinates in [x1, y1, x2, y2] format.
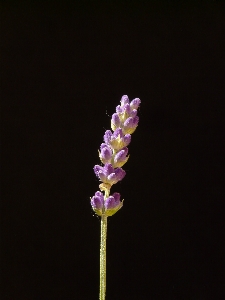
[1, 1, 225, 299]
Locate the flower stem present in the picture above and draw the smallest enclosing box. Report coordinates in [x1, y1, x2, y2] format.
[99, 214, 107, 300]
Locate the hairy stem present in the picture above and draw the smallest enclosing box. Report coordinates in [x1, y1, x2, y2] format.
[99, 214, 107, 300]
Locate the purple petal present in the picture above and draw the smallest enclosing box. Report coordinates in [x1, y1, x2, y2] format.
[114, 168, 126, 181]
[123, 147, 129, 156]
[94, 165, 103, 176]
[107, 172, 117, 182]
[103, 163, 114, 175]
[105, 196, 117, 209]
[122, 134, 131, 147]
[116, 105, 122, 114]
[100, 143, 108, 150]
[100, 146, 112, 161]
[111, 113, 120, 127]
[124, 117, 134, 128]
[120, 95, 130, 106]
[122, 103, 131, 115]
[130, 109, 137, 118]
[95, 191, 104, 198]
[91, 192, 104, 209]
[104, 130, 112, 144]
[130, 98, 141, 109]
[98, 170, 106, 181]
[123, 117, 139, 134]
[112, 192, 120, 203]
[105, 193, 121, 210]
[133, 116, 139, 127]
[113, 128, 123, 138]
[114, 148, 128, 163]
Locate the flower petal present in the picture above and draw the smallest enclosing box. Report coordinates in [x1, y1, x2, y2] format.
[120, 95, 130, 106]
[130, 98, 141, 110]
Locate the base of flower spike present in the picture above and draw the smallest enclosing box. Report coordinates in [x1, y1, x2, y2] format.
[91, 191, 124, 217]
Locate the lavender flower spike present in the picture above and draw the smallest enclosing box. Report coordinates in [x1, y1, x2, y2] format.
[91, 95, 140, 300]
[92, 95, 141, 216]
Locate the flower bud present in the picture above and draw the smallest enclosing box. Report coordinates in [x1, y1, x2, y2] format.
[94, 163, 126, 186]
[104, 192, 123, 216]
[90, 191, 123, 216]
[123, 116, 139, 134]
[113, 147, 129, 168]
[99, 143, 112, 164]
[120, 95, 130, 107]
[91, 191, 104, 216]
[111, 113, 121, 131]
[130, 98, 141, 110]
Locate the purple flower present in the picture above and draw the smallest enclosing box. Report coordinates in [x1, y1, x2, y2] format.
[130, 98, 141, 110]
[123, 116, 139, 134]
[99, 143, 112, 164]
[91, 191, 104, 209]
[123, 103, 131, 112]
[91, 191, 104, 216]
[116, 105, 122, 114]
[104, 129, 131, 151]
[94, 163, 126, 186]
[91, 191, 123, 216]
[129, 109, 137, 118]
[105, 192, 121, 209]
[112, 96, 141, 136]
[111, 113, 121, 131]
[91, 95, 140, 216]
[120, 95, 130, 106]
[105, 192, 123, 216]
[113, 147, 129, 168]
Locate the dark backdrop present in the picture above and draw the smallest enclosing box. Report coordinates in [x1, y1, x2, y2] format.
[1, 1, 224, 299]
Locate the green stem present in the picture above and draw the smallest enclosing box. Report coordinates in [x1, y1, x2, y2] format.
[99, 213, 107, 300]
